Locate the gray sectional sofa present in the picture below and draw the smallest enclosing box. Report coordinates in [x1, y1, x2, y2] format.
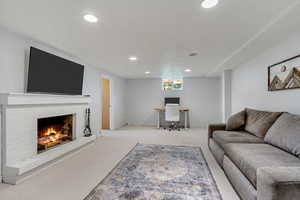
[208, 108, 300, 200]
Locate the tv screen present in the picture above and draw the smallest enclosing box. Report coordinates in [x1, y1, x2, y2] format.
[27, 47, 84, 95]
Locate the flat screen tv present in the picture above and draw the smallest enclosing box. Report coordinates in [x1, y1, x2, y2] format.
[27, 47, 84, 95]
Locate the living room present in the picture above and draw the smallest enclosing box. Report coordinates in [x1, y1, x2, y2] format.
[1, 0, 300, 200]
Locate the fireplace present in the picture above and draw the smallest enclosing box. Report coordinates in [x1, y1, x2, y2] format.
[37, 114, 74, 153]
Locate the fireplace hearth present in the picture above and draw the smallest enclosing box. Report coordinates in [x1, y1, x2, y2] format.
[38, 114, 74, 153]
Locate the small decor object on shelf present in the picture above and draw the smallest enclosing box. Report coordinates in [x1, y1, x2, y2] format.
[84, 108, 92, 137]
[268, 54, 300, 91]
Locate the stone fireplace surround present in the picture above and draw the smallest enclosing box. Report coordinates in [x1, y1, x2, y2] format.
[0, 93, 96, 184]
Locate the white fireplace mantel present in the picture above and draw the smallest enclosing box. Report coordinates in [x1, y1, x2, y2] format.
[0, 92, 91, 106]
[0, 93, 96, 184]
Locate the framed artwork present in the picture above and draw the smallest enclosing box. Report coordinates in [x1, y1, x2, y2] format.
[162, 79, 183, 91]
[268, 55, 300, 91]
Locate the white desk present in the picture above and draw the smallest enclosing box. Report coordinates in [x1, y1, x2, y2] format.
[154, 107, 190, 129]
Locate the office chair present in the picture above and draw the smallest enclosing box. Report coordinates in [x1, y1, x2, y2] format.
[165, 104, 180, 131]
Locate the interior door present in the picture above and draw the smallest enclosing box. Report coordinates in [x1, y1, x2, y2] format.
[102, 78, 110, 130]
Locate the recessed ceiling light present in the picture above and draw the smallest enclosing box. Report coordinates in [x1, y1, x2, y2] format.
[201, 0, 219, 8]
[84, 14, 98, 23]
[145, 71, 151, 74]
[185, 69, 192, 72]
[128, 56, 138, 61]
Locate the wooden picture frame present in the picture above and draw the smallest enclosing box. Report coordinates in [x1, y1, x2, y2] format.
[268, 55, 300, 91]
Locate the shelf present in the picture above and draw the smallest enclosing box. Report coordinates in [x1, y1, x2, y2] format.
[0, 93, 91, 106]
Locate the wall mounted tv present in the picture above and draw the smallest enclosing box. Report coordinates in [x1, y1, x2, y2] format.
[27, 47, 84, 95]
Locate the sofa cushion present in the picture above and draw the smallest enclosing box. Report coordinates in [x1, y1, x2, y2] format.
[226, 110, 246, 131]
[209, 139, 225, 167]
[265, 113, 300, 157]
[213, 130, 264, 149]
[223, 143, 300, 187]
[245, 108, 282, 138]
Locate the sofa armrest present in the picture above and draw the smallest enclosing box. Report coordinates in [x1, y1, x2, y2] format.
[257, 167, 300, 200]
[208, 123, 226, 139]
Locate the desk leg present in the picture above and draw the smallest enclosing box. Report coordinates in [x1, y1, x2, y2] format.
[184, 111, 188, 130]
[157, 111, 160, 129]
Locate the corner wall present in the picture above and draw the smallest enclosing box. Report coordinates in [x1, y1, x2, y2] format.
[126, 77, 222, 128]
[221, 70, 232, 122]
[100, 74, 127, 130]
[231, 34, 300, 114]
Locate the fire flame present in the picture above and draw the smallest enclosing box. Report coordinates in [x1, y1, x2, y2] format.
[40, 126, 62, 144]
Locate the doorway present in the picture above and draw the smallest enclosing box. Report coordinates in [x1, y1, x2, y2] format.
[101, 78, 110, 130]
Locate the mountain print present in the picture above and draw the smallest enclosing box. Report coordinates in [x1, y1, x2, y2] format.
[269, 55, 300, 91]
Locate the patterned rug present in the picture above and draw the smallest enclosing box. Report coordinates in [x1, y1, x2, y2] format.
[85, 144, 222, 200]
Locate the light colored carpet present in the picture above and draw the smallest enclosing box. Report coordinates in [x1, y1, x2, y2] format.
[0, 126, 239, 200]
[86, 144, 222, 200]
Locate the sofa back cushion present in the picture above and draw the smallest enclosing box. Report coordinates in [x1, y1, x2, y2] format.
[226, 110, 246, 131]
[245, 108, 282, 138]
[265, 113, 300, 157]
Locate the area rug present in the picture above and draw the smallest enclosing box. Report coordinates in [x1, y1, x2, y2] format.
[85, 144, 222, 200]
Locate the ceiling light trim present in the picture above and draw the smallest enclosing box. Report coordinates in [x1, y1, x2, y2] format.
[201, 0, 219, 8]
[83, 14, 98, 23]
[128, 56, 138, 61]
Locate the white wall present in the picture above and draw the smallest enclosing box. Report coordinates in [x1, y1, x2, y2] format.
[0, 28, 127, 133]
[231, 33, 300, 115]
[126, 77, 222, 128]
[110, 76, 127, 129]
[222, 70, 232, 122]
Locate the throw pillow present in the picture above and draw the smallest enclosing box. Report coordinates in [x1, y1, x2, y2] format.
[265, 113, 300, 157]
[245, 108, 282, 138]
[226, 110, 246, 131]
